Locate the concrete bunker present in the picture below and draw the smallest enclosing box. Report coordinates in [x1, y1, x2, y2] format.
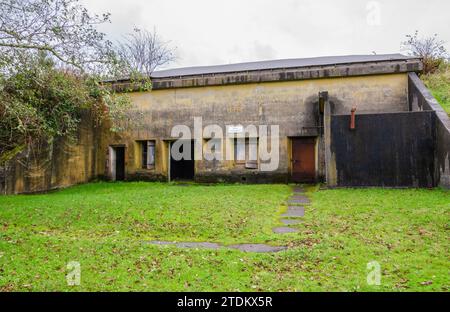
[2, 54, 450, 194]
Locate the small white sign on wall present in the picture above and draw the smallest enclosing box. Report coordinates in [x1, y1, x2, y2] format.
[227, 125, 244, 134]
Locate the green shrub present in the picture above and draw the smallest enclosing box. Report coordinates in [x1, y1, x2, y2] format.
[0, 56, 132, 161]
[422, 62, 450, 115]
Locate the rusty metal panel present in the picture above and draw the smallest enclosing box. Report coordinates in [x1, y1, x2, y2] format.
[331, 111, 437, 187]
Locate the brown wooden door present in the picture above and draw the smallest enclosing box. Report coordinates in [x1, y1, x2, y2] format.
[291, 137, 316, 183]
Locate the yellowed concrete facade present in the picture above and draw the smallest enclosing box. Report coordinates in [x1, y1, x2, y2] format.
[3, 54, 428, 193]
[107, 73, 409, 183]
[2, 110, 104, 194]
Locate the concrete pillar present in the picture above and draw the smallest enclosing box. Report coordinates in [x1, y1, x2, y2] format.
[321, 91, 337, 186]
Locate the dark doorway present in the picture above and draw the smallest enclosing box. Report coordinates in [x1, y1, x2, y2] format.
[170, 140, 195, 181]
[114, 146, 125, 181]
[291, 137, 316, 183]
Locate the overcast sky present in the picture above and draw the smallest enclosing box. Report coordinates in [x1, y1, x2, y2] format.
[83, 0, 450, 70]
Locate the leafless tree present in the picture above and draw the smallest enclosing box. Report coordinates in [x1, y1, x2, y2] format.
[0, 0, 116, 74]
[402, 31, 448, 74]
[116, 28, 176, 77]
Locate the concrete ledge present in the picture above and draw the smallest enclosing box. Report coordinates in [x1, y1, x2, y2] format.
[126, 172, 167, 182]
[195, 172, 289, 184]
[408, 73, 450, 128]
[110, 59, 422, 91]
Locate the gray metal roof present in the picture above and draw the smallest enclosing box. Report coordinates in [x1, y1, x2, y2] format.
[151, 54, 418, 78]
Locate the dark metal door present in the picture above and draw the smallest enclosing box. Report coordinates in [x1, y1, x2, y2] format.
[170, 140, 195, 181]
[115, 147, 125, 181]
[291, 137, 316, 183]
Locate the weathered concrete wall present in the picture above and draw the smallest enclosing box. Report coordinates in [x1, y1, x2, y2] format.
[111, 58, 421, 91]
[0, 72, 412, 193]
[408, 73, 450, 188]
[0, 110, 106, 195]
[330, 111, 437, 187]
[114, 73, 408, 182]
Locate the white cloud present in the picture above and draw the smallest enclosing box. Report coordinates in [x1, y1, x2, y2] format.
[82, 0, 450, 69]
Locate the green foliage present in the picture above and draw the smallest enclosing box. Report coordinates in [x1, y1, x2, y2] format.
[0, 56, 132, 159]
[0, 0, 157, 161]
[83, 76, 135, 133]
[402, 31, 448, 74]
[422, 62, 450, 115]
[0, 182, 447, 291]
[0, 144, 25, 163]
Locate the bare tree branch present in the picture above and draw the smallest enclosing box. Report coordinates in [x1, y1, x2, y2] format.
[0, 41, 83, 69]
[402, 30, 448, 74]
[0, 0, 117, 75]
[116, 28, 176, 77]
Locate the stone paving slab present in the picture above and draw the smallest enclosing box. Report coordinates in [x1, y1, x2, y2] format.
[281, 206, 305, 217]
[146, 241, 287, 253]
[292, 187, 305, 193]
[228, 244, 287, 253]
[280, 218, 302, 225]
[147, 241, 221, 250]
[290, 194, 309, 200]
[148, 241, 174, 245]
[272, 227, 298, 234]
[287, 196, 310, 204]
[177, 242, 222, 249]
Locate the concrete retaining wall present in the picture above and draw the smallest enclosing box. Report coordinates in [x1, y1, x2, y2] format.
[409, 73, 450, 188]
[0, 110, 108, 194]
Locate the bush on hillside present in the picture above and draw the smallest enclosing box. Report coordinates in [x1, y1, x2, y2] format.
[422, 62, 450, 115]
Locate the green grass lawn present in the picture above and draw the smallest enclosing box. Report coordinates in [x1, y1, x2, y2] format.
[0, 182, 448, 291]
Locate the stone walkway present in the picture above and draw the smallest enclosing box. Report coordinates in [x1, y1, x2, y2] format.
[272, 185, 309, 234]
[146, 241, 287, 253]
[146, 185, 309, 253]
